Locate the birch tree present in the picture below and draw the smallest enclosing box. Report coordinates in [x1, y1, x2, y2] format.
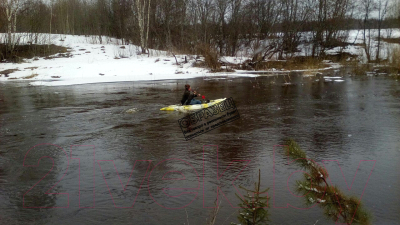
[1, 0, 23, 53]
[134, 0, 151, 54]
[49, 0, 53, 48]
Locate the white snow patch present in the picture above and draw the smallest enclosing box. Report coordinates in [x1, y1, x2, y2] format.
[0, 33, 250, 86]
[323, 76, 342, 79]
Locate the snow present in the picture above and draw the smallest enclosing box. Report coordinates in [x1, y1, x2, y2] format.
[1, 29, 399, 86]
[325, 29, 400, 62]
[323, 76, 342, 79]
[220, 56, 249, 64]
[0, 33, 209, 86]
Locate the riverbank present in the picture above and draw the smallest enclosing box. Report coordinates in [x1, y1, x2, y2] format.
[0, 34, 211, 86]
[0, 29, 399, 86]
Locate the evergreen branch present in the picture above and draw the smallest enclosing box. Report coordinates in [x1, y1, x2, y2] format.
[285, 140, 372, 225]
[232, 169, 270, 225]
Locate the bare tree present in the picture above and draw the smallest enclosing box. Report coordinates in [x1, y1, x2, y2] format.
[49, 0, 53, 47]
[375, 0, 389, 61]
[1, 0, 398, 63]
[226, 0, 242, 56]
[215, 0, 228, 55]
[196, 0, 214, 44]
[310, 0, 352, 58]
[1, 0, 23, 53]
[134, 0, 151, 53]
[278, 0, 310, 59]
[360, 0, 375, 62]
[244, 0, 280, 63]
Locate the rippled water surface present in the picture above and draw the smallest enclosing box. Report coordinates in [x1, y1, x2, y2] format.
[0, 71, 399, 224]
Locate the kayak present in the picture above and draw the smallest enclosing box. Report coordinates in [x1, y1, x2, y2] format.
[160, 98, 227, 112]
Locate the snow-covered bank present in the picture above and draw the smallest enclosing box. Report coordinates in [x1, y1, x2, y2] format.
[0, 29, 399, 86]
[0, 34, 211, 86]
[234, 29, 400, 62]
[323, 29, 400, 62]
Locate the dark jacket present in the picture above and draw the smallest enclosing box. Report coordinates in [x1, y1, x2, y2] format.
[181, 90, 196, 105]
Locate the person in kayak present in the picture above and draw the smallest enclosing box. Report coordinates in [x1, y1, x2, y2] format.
[181, 84, 202, 105]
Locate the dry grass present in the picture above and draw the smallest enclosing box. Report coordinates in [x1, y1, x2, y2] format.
[0, 69, 19, 76]
[0, 44, 68, 62]
[196, 44, 221, 72]
[22, 73, 39, 79]
[324, 52, 358, 64]
[341, 45, 400, 76]
[348, 61, 372, 75]
[205, 199, 221, 225]
[381, 38, 400, 44]
[255, 56, 329, 71]
[24, 66, 38, 70]
[388, 46, 400, 74]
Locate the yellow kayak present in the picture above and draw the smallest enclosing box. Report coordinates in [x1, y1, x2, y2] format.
[160, 98, 227, 112]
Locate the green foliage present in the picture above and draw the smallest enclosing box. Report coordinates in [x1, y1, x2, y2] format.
[231, 170, 270, 225]
[286, 139, 372, 225]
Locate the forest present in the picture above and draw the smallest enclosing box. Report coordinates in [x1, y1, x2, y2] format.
[0, 0, 399, 62]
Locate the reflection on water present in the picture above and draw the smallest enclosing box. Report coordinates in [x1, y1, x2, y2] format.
[0, 72, 399, 224]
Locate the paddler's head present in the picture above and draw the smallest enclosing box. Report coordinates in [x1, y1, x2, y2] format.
[185, 84, 190, 90]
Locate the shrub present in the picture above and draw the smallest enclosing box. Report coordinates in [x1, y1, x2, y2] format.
[196, 44, 221, 72]
[388, 45, 400, 74]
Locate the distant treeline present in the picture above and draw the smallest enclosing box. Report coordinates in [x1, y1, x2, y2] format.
[0, 0, 399, 58]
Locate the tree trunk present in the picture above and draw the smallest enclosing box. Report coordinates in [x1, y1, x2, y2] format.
[145, 0, 151, 53]
[12, 10, 17, 50]
[5, 7, 12, 51]
[377, 24, 381, 62]
[136, 0, 149, 54]
[49, 3, 53, 48]
[7, 17, 12, 50]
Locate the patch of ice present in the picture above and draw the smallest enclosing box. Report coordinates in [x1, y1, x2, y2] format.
[323, 76, 342, 79]
[126, 108, 138, 113]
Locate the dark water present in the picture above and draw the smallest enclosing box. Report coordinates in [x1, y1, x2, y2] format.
[0, 72, 399, 225]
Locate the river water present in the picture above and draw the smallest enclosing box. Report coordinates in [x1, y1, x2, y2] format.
[0, 71, 399, 224]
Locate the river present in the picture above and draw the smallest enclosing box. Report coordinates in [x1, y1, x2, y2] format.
[0, 71, 399, 224]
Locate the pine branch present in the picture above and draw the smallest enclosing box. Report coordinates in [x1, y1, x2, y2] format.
[285, 140, 372, 225]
